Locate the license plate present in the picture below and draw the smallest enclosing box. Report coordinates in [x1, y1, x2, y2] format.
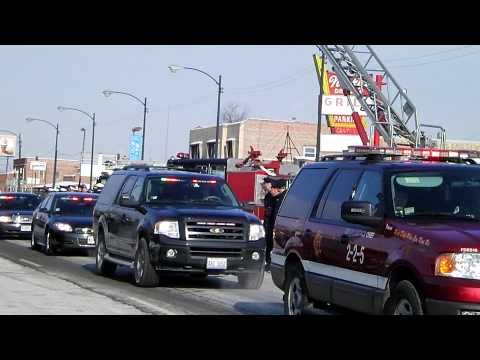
[87, 236, 95, 245]
[206, 258, 227, 270]
[20, 225, 31, 232]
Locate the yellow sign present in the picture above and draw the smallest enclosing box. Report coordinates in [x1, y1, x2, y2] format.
[313, 53, 368, 133]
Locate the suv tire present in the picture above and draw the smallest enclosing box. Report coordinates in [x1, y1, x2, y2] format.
[384, 280, 424, 315]
[134, 237, 159, 287]
[283, 263, 309, 315]
[238, 268, 265, 289]
[96, 231, 117, 277]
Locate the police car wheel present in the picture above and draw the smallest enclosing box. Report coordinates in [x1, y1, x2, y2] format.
[385, 280, 424, 315]
[44, 232, 56, 256]
[284, 263, 309, 315]
[31, 231, 40, 251]
[133, 237, 159, 287]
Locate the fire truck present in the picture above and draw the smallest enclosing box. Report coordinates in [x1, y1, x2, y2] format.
[167, 147, 299, 220]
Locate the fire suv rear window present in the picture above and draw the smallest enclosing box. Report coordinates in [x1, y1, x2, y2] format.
[145, 177, 239, 207]
[391, 170, 480, 220]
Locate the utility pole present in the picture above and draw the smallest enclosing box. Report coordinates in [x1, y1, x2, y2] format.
[314, 53, 326, 162]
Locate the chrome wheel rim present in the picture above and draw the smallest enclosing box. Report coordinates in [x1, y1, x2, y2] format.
[394, 299, 414, 315]
[46, 233, 50, 251]
[31, 232, 35, 247]
[288, 277, 304, 315]
[135, 246, 145, 283]
[97, 240, 105, 268]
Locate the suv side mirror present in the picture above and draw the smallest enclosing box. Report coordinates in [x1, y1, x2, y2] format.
[341, 201, 383, 227]
[119, 194, 139, 207]
[39, 207, 48, 213]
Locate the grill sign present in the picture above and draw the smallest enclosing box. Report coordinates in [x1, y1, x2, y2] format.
[209, 227, 225, 234]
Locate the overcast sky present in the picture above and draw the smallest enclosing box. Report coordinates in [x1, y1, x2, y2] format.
[1, 45, 479, 167]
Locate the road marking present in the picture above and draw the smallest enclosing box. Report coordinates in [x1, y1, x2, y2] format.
[127, 296, 178, 315]
[18, 259, 42, 268]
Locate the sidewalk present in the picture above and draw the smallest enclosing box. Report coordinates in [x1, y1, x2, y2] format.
[0, 257, 143, 315]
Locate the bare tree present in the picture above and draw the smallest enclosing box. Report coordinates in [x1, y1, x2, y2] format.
[222, 102, 249, 123]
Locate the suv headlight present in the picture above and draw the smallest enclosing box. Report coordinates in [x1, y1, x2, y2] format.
[53, 222, 73, 232]
[249, 223, 265, 241]
[154, 221, 180, 238]
[0, 216, 12, 223]
[435, 253, 480, 280]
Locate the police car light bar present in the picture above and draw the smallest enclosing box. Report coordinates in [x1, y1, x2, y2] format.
[344, 146, 480, 162]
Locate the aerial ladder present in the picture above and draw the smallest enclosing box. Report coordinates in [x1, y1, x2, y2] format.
[316, 45, 444, 148]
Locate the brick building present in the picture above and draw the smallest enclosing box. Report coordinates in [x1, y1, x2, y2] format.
[189, 118, 362, 161]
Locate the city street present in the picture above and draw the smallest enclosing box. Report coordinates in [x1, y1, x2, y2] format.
[0, 238, 333, 315]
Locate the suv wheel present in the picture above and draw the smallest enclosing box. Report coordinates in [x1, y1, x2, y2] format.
[31, 231, 40, 251]
[238, 268, 265, 289]
[133, 237, 159, 287]
[384, 280, 424, 315]
[96, 232, 117, 277]
[283, 263, 309, 315]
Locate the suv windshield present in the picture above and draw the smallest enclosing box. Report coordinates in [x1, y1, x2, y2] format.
[145, 177, 239, 207]
[0, 194, 41, 211]
[391, 169, 480, 220]
[53, 196, 97, 216]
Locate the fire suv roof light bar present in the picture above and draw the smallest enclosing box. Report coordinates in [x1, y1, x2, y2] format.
[340, 146, 480, 162]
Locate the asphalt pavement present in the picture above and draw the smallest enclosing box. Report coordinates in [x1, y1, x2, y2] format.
[0, 238, 334, 315]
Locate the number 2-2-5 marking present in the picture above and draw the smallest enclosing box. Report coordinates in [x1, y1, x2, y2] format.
[346, 244, 365, 264]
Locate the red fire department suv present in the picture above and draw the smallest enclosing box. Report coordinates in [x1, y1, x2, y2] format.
[271, 146, 480, 315]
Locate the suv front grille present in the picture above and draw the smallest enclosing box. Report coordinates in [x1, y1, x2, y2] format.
[190, 247, 243, 258]
[185, 221, 245, 241]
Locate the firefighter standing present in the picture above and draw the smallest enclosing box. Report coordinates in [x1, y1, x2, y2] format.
[264, 178, 287, 271]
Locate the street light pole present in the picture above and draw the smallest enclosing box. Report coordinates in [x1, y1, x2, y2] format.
[142, 98, 147, 161]
[25, 118, 59, 190]
[168, 65, 223, 158]
[102, 90, 148, 161]
[79, 128, 86, 188]
[215, 75, 222, 159]
[57, 106, 96, 190]
[90, 113, 95, 190]
[53, 123, 59, 189]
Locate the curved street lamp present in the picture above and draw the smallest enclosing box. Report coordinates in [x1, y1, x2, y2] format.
[102, 90, 148, 161]
[168, 65, 223, 158]
[25, 117, 59, 189]
[57, 106, 96, 189]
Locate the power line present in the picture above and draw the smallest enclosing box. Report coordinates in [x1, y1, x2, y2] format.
[384, 45, 473, 62]
[390, 48, 480, 68]
[228, 66, 312, 92]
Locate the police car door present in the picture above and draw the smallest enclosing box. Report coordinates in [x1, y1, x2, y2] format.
[334, 170, 389, 314]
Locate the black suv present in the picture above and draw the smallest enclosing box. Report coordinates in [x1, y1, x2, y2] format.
[93, 168, 266, 288]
